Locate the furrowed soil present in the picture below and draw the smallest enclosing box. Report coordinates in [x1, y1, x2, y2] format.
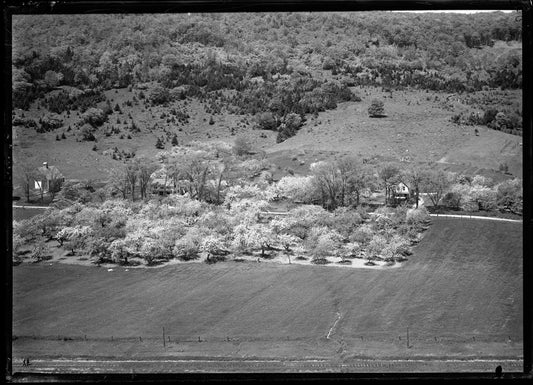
[12, 217, 523, 372]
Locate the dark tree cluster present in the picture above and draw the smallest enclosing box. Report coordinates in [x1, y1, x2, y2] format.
[42, 89, 106, 114]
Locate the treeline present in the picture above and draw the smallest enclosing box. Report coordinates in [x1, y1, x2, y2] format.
[14, 140, 521, 267]
[42, 89, 105, 114]
[44, 141, 523, 216]
[451, 108, 522, 136]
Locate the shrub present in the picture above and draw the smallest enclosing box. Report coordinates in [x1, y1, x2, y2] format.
[82, 108, 107, 127]
[368, 99, 385, 117]
[322, 57, 336, 70]
[255, 111, 278, 131]
[38, 114, 63, 132]
[349, 223, 374, 244]
[233, 136, 252, 156]
[276, 112, 303, 143]
[155, 137, 165, 149]
[482, 108, 499, 125]
[80, 124, 96, 141]
[406, 207, 430, 225]
[205, 254, 226, 264]
[442, 191, 462, 210]
[311, 257, 331, 265]
[149, 85, 171, 105]
[499, 163, 510, 174]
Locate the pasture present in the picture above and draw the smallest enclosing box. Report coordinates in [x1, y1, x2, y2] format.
[12, 86, 522, 191]
[12, 217, 523, 370]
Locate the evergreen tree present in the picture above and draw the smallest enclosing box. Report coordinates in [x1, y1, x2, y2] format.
[171, 134, 179, 146]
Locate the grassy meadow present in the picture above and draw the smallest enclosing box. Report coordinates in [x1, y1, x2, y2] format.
[12, 86, 522, 191]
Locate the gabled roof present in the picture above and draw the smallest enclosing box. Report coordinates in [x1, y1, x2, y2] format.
[37, 165, 64, 180]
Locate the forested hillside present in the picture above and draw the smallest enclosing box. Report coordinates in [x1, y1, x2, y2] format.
[12, 12, 522, 137]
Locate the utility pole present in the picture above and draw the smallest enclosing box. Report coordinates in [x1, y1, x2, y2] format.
[163, 327, 166, 347]
[406, 327, 411, 348]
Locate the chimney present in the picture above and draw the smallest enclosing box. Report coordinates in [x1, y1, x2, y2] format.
[43, 162, 48, 169]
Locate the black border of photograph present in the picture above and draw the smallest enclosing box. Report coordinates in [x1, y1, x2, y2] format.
[2, 0, 531, 383]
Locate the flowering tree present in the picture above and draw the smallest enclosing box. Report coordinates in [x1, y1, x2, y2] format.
[367, 234, 387, 259]
[277, 233, 299, 263]
[201, 234, 226, 262]
[269, 175, 316, 202]
[173, 227, 203, 260]
[305, 226, 342, 260]
[496, 178, 522, 214]
[109, 239, 129, 264]
[231, 223, 275, 257]
[56, 225, 93, 255]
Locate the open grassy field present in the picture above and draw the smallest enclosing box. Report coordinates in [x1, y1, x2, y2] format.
[12, 217, 522, 371]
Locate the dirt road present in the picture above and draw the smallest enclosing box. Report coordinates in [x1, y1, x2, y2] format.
[11, 357, 523, 374]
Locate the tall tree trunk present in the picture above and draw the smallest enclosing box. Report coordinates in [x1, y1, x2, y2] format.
[216, 173, 224, 205]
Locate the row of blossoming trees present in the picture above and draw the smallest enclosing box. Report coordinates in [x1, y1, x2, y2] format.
[13, 141, 522, 266]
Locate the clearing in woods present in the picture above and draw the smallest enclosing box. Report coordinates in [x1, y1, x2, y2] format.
[12, 217, 523, 372]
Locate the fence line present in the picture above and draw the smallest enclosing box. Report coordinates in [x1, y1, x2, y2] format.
[429, 213, 522, 223]
[12, 332, 519, 346]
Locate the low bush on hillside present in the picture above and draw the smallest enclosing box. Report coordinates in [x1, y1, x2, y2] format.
[37, 114, 63, 132]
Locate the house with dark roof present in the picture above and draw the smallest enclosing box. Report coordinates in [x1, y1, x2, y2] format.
[34, 162, 64, 193]
[393, 182, 410, 203]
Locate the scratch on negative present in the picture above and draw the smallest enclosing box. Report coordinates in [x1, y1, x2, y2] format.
[326, 312, 342, 340]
